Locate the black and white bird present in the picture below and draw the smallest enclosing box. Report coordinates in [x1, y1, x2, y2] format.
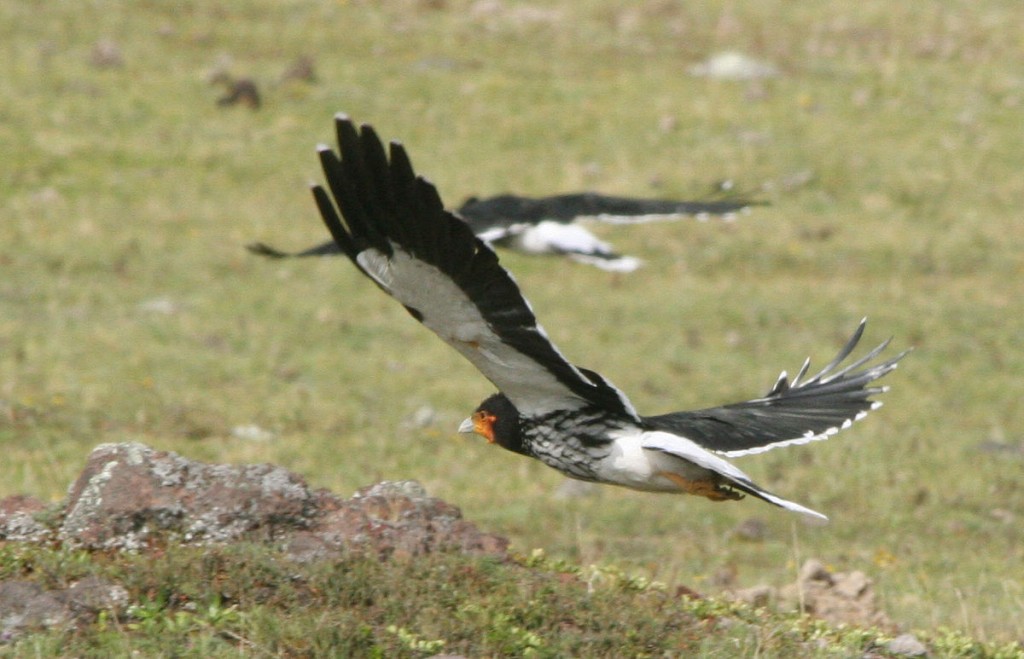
[459, 191, 758, 272]
[249, 191, 758, 272]
[308, 115, 908, 522]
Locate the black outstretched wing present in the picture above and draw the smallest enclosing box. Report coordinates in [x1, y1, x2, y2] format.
[246, 241, 341, 259]
[310, 115, 638, 419]
[457, 192, 760, 230]
[642, 320, 909, 456]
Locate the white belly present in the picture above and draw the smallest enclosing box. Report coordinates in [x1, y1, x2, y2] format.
[592, 432, 712, 492]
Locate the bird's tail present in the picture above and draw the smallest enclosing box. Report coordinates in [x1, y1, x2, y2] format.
[730, 478, 829, 524]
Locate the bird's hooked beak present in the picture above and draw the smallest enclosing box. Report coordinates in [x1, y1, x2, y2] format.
[458, 411, 496, 443]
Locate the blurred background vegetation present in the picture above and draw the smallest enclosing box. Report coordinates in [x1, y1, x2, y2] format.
[2, 0, 1022, 643]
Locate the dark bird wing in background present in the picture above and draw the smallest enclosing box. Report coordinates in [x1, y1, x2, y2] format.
[458, 192, 759, 231]
[246, 240, 341, 259]
[246, 193, 761, 267]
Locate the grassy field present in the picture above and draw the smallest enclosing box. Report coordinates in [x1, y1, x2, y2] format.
[3, 0, 1024, 651]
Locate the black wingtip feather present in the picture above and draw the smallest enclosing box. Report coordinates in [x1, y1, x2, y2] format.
[334, 116, 360, 155]
[388, 141, 416, 186]
[311, 185, 358, 258]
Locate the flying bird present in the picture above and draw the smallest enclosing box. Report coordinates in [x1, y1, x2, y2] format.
[249, 191, 758, 272]
[308, 115, 908, 522]
[460, 191, 759, 272]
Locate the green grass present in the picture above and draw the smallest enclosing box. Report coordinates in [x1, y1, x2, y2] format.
[3, 0, 1024, 651]
[2, 543, 1020, 657]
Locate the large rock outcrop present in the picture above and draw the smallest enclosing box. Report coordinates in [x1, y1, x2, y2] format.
[1, 442, 508, 559]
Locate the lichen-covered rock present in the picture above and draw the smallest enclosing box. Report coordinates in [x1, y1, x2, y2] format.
[729, 558, 890, 629]
[0, 580, 72, 642]
[353, 480, 507, 557]
[783, 559, 889, 628]
[59, 442, 318, 550]
[284, 480, 508, 562]
[62, 577, 130, 621]
[0, 576, 128, 643]
[0, 494, 52, 543]
[39, 442, 507, 559]
[887, 632, 929, 657]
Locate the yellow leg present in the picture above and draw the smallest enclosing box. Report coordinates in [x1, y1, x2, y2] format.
[657, 471, 744, 502]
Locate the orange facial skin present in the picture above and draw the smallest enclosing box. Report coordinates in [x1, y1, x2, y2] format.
[470, 411, 497, 444]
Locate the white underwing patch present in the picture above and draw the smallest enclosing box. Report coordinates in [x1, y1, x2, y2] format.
[354, 244, 629, 416]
